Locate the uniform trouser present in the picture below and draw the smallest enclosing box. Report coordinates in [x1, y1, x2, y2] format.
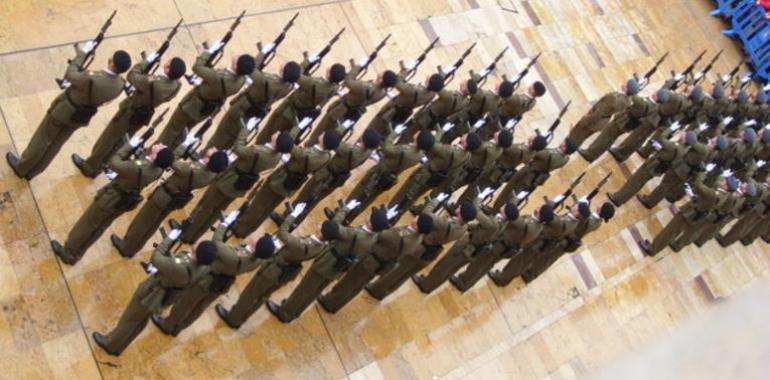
[417, 240, 474, 292]
[580, 126, 624, 162]
[647, 212, 692, 255]
[453, 244, 511, 291]
[366, 107, 395, 138]
[276, 270, 335, 321]
[305, 100, 349, 146]
[396, 114, 433, 144]
[230, 186, 286, 239]
[120, 187, 178, 257]
[156, 108, 199, 149]
[609, 122, 656, 161]
[255, 102, 294, 144]
[720, 214, 760, 245]
[61, 195, 126, 263]
[492, 169, 544, 210]
[283, 171, 336, 226]
[16, 114, 79, 179]
[160, 285, 219, 335]
[643, 171, 683, 207]
[205, 112, 242, 151]
[637, 129, 666, 158]
[694, 218, 732, 246]
[319, 255, 385, 312]
[344, 166, 387, 222]
[669, 217, 711, 251]
[491, 245, 545, 286]
[441, 123, 469, 144]
[742, 215, 770, 243]
[457, 167, 511, 204]
[83, 108, 142, 176]
[102, 279, 155, 354]
[224, 268, 285, 327]
[181, 186, 236, 244]
[367, 253, 436, 299]
[388, 166, 433, 221]
[568, 114, 610, 147]
[609, 163, 657, 205]
[523, 248, 565, 282]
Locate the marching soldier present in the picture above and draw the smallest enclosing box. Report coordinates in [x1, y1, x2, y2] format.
[396, 79, 477, 144]
[7, 45, 131, 180]
[717, 177, 770, 246]
[445, 130, 512, 198]
[51, 141, 174, 265]
[366, 195, 475, 300]
[270, 128, 382, 227]
[493, 137, 577, 209]
[304, 63, 398, 146]
[155, 47, 255, 148]
[254, 62, 347, 143]
[215, 208, 339, 329]
[441, 76, 514, 144]
[228, 130, 341, 238]
[607, 89, 674, 162]
[152, 223, 276, 337]
[267, 205, 389, 323]
[367, 73, 444, 137]
[567, 79, 637, 147]
[451, 204, 550, 291]
[205, 59, 302, 150]
[92, 229, 216, 356]
[179, 127, 295, 244]
[693, 181, 754, 247]
[72, 57, 186, 178]
[480, 81, 547, 140]
[111, 146, 229, 258]
[633, 87, 695, 160]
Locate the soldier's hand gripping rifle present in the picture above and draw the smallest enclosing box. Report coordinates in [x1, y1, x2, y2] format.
[185, 10, 246, 85]
[258, 12, 299, 70]
[667, 49, 706, 91]
[535, 100, 572, 144]
[124, 19, 183, 95]
[509, 52, 541, 91]
[635, 51, 669, 90]
[354, 34, 391, 80]
[304, 28, 346, 75]
[401, 37, 440, 81]
[439, 42, 477, 85]
[56, 10, 117, 89]
[718, 59, 746, 87]
[571, 172, 612, 207]
[222, 180, 264, 242]
[121, 108, 169, 160]
[180, 116, 215, 159]
[475, 47, 509, 88]
[551, 172, 586, 210]
[692, 49, 723, 86]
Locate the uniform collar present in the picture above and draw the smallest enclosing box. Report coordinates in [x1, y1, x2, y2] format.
[310, 235, 323, 243]
[103, 68, 116, 76]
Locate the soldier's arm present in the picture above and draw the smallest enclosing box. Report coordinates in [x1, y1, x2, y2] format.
[149, 236, 177, 270]
[277, 215, 303, 250]
[193, 51, 219, 83]
[213, 222, 228, 242]
[127, 61, 152, 92]
[468, 70, 483, 83]
[347, 62, 363, 81]
[233, 127, 250, 157]
[64, 50, 91, 88]
[107, 143, 140, 176]
[253, 51, 268, 72]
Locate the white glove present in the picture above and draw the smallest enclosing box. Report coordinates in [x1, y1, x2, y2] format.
[669, 121, 681, 131]
[673, 72, 685, 81]
[168, 228, 182, 240]
[509, 73, 522, 84]
[504, 118, 518, 130]
[553, 194, 565, 204]
[222, 210, 240, 227]
[358, 57, 370, 67]
[271, 236, 284, 250]
[105, 169, 118, 180]
[342, 119, 355, 129]
[741, 74, 752, 84]
[145, 263, 159, 274]
[436, 192, 450, 202]
[181, 131, 199, 147]
[420, 156, 428, 164]
[699, 123, 709, 131]
[441, 122, 455, 132]
[721, 169, 734, 178]
[442, 65, 456, 75]
[758, 160, 767, 168]
[245, 117, 259, 131]
[369, 151, 381, 162]
[79, 40, 97, 54]
[722, 116, 734, 125]
[405, 60, 418, 71]
[394, 124, 407, 134]
[386, 206, 399, 220]
[345, 199, 361, 210]
[764, 83, 770, 92]
[745, 119, 758, 127]
[473, 119, 486, 129]
[206, 41, 225, 54]
[128, 136, 143, 148]
[651, 140, 663, 151]
[281, 153, 290, 163]
[478, 68, 491, 78]
[478, 187, 495, 199]
[191, 76, 203, 86]
[693, 72, 704, 81]
[705, 162, 717, 172]
[307, 54, 320, 63]
[261, 42, 276, 54]
[515, 190, 530, 201]
[684, 183, 694, 197]
[290, 202, 307, 218]
[298, 117, 313, 130]
[144, 52, 159, 64]
[721, 74, 731, 83]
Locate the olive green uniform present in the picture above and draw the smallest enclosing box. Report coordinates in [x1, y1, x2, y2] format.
[568, 92, 630, 146]
[478, 93, 536, 140]
[719, 183, 770, 245]
[580, 95, 654, 162]
[634, 93, 691, 159]
[493, 147, 569, 209]
[688, 188, 744, 248]
[14, 50, 125, 179]
[608, 138, 683, 205]
[443, 73, 499, 143]
[78, 60, 182, 177]
[396, 88, 469, 144]
[607, 97, 662, 161]
[457, 142, 534, 203]
[640, 141, 711, 207]
[367, 72, 435, 137]
[156, 51, 246, 148]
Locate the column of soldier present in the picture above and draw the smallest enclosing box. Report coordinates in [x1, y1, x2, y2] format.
[5, 11, 765, 358]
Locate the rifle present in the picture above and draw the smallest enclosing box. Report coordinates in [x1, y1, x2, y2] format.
[719, 59, 745, 86]
[355, 34, 391, 80]
[124, 19, 183, 95]
[692, 49, 723, 86]
[668, 49, 706, 90]
[295, 116, 315, 143]
[510, 52, 541, 91]
[185, 10, 246, 85]
[552, 172, 586, 210]
[259, 12, 299, 70]
[402, 37, 440, 81]
[536, 100, 572, 143]
[122, 108, 169, 159]
[56, 10, 117, 89]
[475, 47, 509, 87]
[636, 51, 669, 89]
[224, 180, 264, 242]
[339, 119, 356, 141]
[181, 117, 215, 159]
[578, 172, 612, 205]
[441, 42, 476, 85]
[304, 28, 346, 75]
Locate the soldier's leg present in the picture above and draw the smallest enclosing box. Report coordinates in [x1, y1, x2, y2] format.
[155, 109, 196, 148]
[285, 174, 333, 226]
[16, 116, 77, 179]
[608, 165, 655, 206]
[157, 287, 207, 335]
[579, 126, 620, 162]
[119, 190, 172, 257]
[318, 257, 379, 312]
[205, 111, 242, 151]
[388, 168, 430, 220]
[231, 187, 285, 239]
[81, 110, 135, 177]
[493, 170, 529, 210]
[169, 293, 219, 334]
[647, 213, 688, 255]
[416, 242, 470, 293]
[181, 186, 234, 244]
[224, 272, 282, 327]
[694, 220, 729, 246]
[366, 256, 421, 299]
[640, 171, 680, 207]
[637, 129, 665, 158]
[255, 102, 291, 144]
[609, 123, 655, 162]
[60, 199, 123, 263]
[489, 246, 541, 286]
[669, 220, 707, 251]
[101, 280, 154, 354]
[455, 248, 506, 290]
[719, 215, 758, 245]
[275, 270, 330, 321]
[305, 102, 345, 146]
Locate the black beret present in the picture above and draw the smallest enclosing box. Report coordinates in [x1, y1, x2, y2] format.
[361, 128, 382, 149]
[282, 61, 302, 83]
[253, 236, 276, 259]
[762, 128, 770, 144]
[112, 50, 132, 73]
[599, 202, 615, 221]
[498, 80, 515, 97]
[564, 137, 578, 154]
[427, 74, 445, 92]
[625, 78, 640, 96]
[416, 130, 436, 150]
[195, 240, 217, 265]
[531, 135, 548, 150]
[459, 201, 477, 222]
[745, 182, 758, 197]
[369, 209, 390, 232]
[737, 90, 749, 103]
[416, 214, 434, 234]
[329, 63, 347, 83]
[726, 176, 740, 192]
[236, 54, 256, 76]
[381, 70, 398, 87]
[465, 132, 482, 151]
[321, 220, 340, 241]
[322, 130, 342, 150]
[207, 151, 229, 173]
[685, 131, 698, 146]
[466, 79, 478, 95]
[712, 84, 725, 99]
[577, 202, 591, 219]
[756, 91, 767, 105]
[690, 85, 704, 102]
[497, 129, 513, 148]
[655, 89, 671, 104]
[276, 132, 295, 153]
[532, 81, 546, 97]
[168, 57, 186, 79]
[744, 128, 757, 145]
[715, 135, 729, 151]
[538, 204, 554, 223]
[503, 203, 519, 221]
[154, 147, 175, 169]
